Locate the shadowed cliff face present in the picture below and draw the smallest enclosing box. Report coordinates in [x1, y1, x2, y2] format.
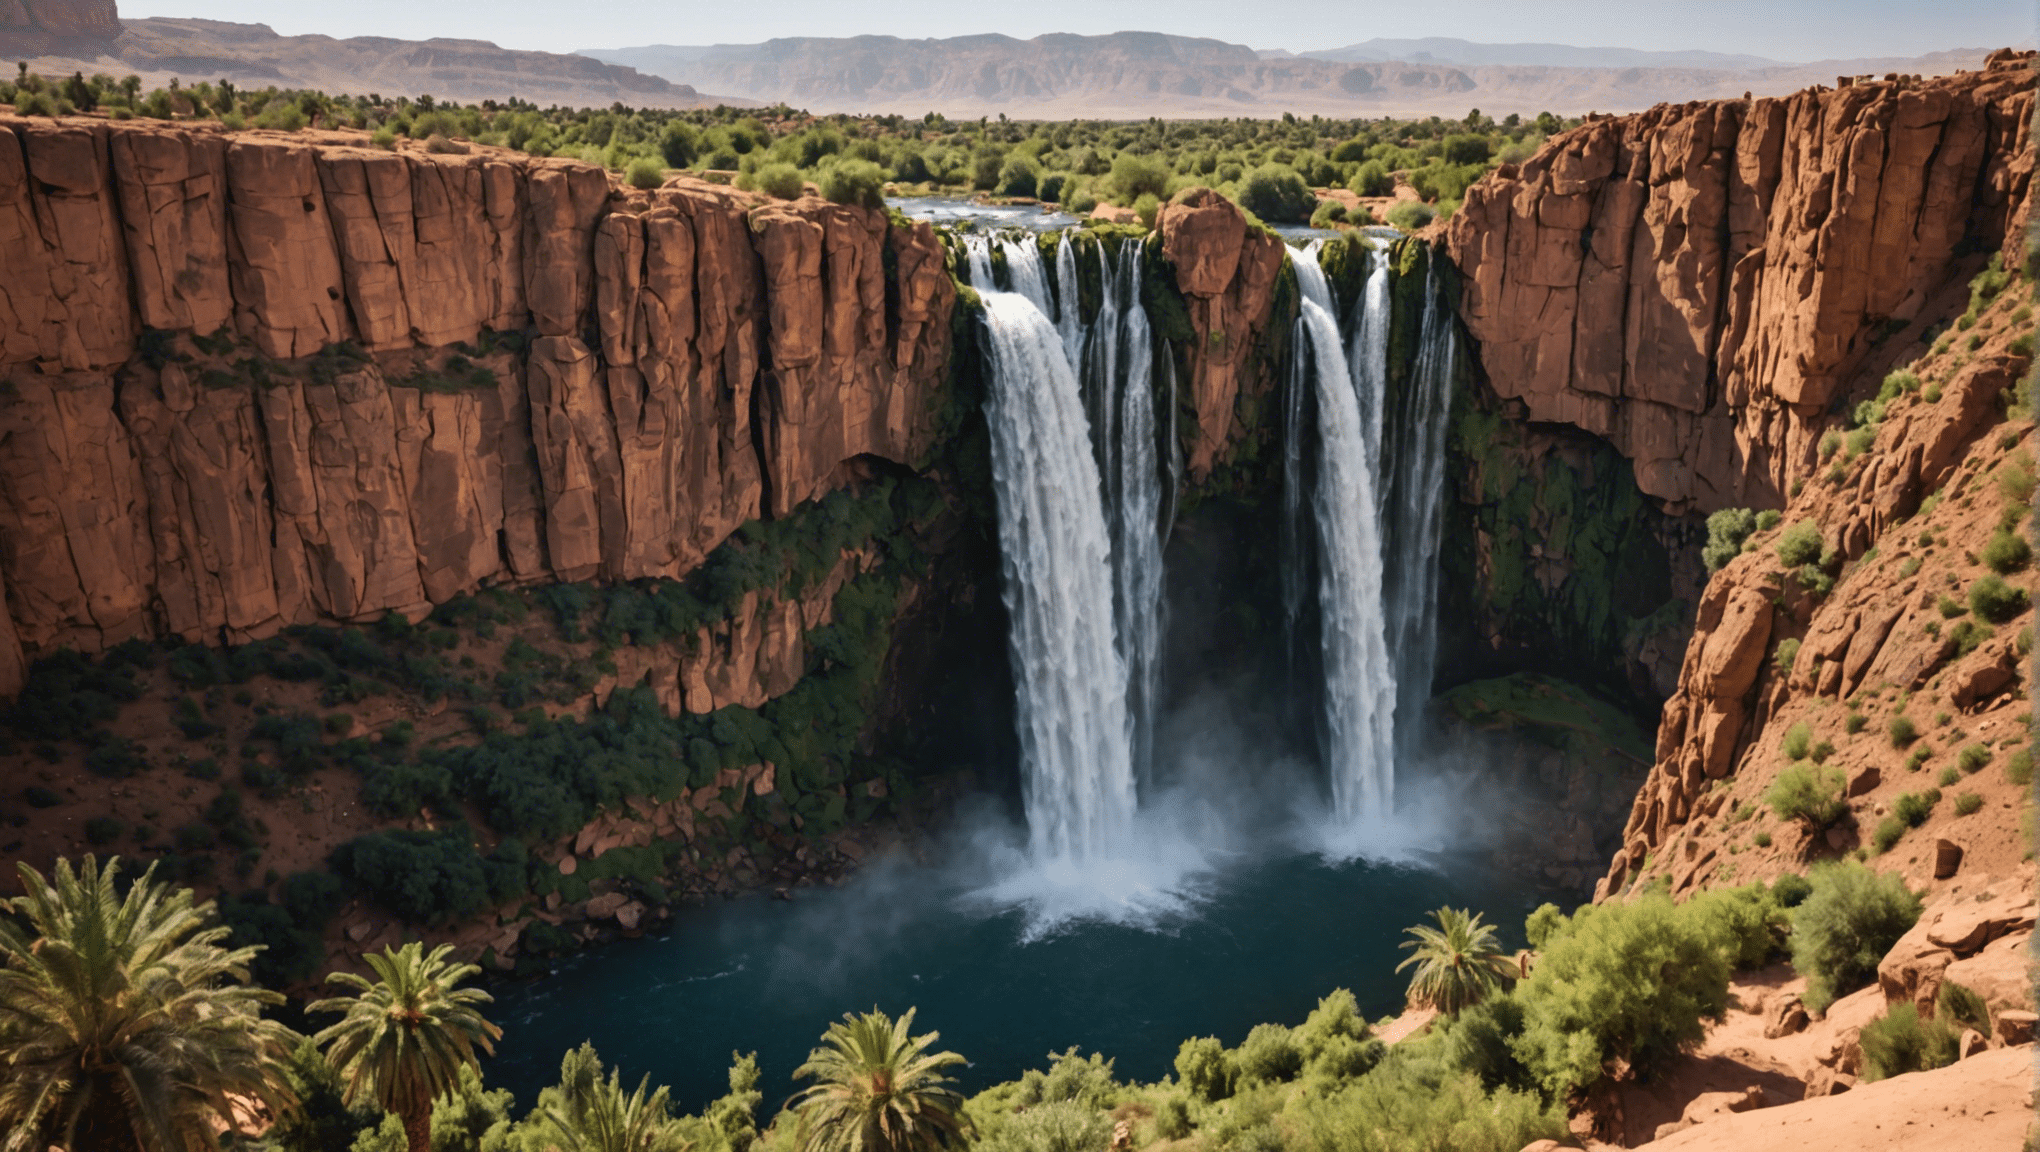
[0, 121, 959, 697]
[1444, 53, 2038, 516]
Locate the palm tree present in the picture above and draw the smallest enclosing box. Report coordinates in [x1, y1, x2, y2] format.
[0, 856, 300, 1152]
[540, 1046, 689, 1152]
[789, 1008, 970, 1152]
[310, 942, 502, 1152]
[1395, 907, 1516, 1015]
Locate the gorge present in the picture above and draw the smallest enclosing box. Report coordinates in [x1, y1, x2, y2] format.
[0, 42, 2033, 1151]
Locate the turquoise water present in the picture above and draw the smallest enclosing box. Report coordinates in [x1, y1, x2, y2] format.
[481, 831, 1541, 1113]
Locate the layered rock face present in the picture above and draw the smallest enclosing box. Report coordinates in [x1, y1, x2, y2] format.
[1446, 52, 2036, 514]
[0, 119, 955, 697]
[0, 0, 118, 38]
[1157, 188, 1286, 478]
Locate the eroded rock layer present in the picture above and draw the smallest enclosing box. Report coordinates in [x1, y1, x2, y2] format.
[1445, 53, 2037, 514]
[0, 119, 959, 694]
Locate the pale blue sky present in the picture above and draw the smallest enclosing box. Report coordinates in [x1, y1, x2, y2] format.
[119, 0, 2032, 61]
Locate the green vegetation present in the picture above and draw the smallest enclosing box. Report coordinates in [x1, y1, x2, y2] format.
[790, 1009, 968, 1152]
[1968, 574, 2030, 623]
[1888, 713, 1919, 748]
[0, 857, 299, 1149]
[311, 942, 502, 1152]
[1859, 1004, 1959, 1081]
[1764, 762, 1847, 830]
[1780, 720, 1813, 760]
[1702, 508, 1756, 572]
[1957, 743, 1993, 773]
[1774, 521, 1823, 567]
[1936, 979, 1992, 1036]
[1789, 861, 1922, 1013]
[1953, 791, 1983, 816]
[1982, 529, 2031, 573]
[1395, 907, 1514, 1015]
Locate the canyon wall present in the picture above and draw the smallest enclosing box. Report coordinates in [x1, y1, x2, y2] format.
[0, 120, 960, 699]
[1445, 51, 2037, 515]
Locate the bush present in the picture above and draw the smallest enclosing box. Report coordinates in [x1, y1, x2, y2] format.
[2006, 748, 2033, 785]
[821, 159, 886, 209]
[83, 816, 125, 845]
[1510, 894, 1731, 1094]
[1349, 159, 1393, 197]
[330, 824, 526, 923]
[1770, 872, 1813, 907]
[1524, 903, 1565, 949]
[1174, 1036, 1234, 1102]
[1957, 743, 1992, 773]
[1982, 529, 2031, 573]
[625, 157, 664, 190]
[1888, 714, 1918, 748]
[1937, 765, 1960, 787]
[1954, 791, 1983, 816]
[1844, 712, 1867, 734]
[1290, 1065, 1561, 1152]
[1764, 762, 1846, 829]
[1893, 789, 1940, 827]
[1385, 201, 1435, 231]
[1234, 1022, 1304, 1085]
[1935, 979, 1991, 1035]
[1237, 164, 1315, 223]
[1775, 520, 1823, 566]
[1702, 507, 1756, 571]
[1310, 200, 1348, 229]
[1871, 817, 1904, 854]
[1790, 861, 1922, 1013]
[1968, 574, 2029, 623]
[1133, 192, 1160, 230]
[1780, 720, 1813, 760]
[1859, 1004, 1959, 1081]
[746, 162, 804, 200]
[1106, 153, 1171, 205]
[1686, 882, 1789, 969]
[996, 153, 1039, 198]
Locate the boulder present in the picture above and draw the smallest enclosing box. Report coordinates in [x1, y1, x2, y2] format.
[1924, 894, 2036, 953]
[584, 891, 628, 919]
[1958, 1028, 1989, 1059]
[1695, 587, 1774, 698]
[1941, 931, 2035, 1015]
[1933, 838, 1963, 879]
[615, 900, 645, 931]
[1844, 765, 1880, 798]
[1994, 1009, 2037, 1045]
[1802, 1067, 1855, 1097]
[1762, 992, 1809, 1038]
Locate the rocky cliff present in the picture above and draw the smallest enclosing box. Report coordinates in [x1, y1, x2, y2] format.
[0, 119, 960, 700]
[1445, 51, 2037, 515]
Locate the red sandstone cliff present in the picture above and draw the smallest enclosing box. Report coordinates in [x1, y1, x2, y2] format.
[0, 120, 956, 698]
[1445, 51, 2037, 515]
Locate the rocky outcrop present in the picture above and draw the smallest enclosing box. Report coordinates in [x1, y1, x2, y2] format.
[1446, 54, 2037, 514]
[1158, 188, 1285, 478]
[0, 0, 118, 51]
[0, 118, 955, 696]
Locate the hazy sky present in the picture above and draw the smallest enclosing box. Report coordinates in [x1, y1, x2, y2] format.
[119, 0, 2032, 61]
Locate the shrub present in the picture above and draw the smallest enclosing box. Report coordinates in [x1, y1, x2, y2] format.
[1893, 789, 1941, 827]
[1780, 720, 1813, 760]
[330, 824, 525, 923]
[1983, 529, 2031, 573]
[1703, 508, 1757, 571]
[1937, 593, 1968, 619]
[1871, 817, 1904, 854]
[1510, 895, 1730, 1094]
[821, 159, 886, 209]
[1936, 979, 1991, 1035]
[1957, 743, 1992, 773]
[1953, 791, 1983, 816]
[83, 815, 124, 845]
[1524, 902, 1565, 949]
[1133, 192, 1161, 229]
[1775, 520, 1824, 566]
[1385, 201, 1435, 231]
[1888, 714, 1918, 747]
[1173, 1036, 1234, 1101]
[1290, 1065, 1562, 1152]
[1770, 872, 1813, 907]
[1968, 574, 2029, 623]
[2000, 456, 2038, 504]
[1859, 1004, 1959, 1081]
[625, 157, 664, 189]
[1790, 861, 1922, 1013]
[2006, 748, 2033, 786]
[746, 162, 804, 200]
[1237, 164, 1315, 224]
[1106, 153, 1171, 204]
[1753, 830, 1772, 847]
[1937, 765, 1960, 787]
[995, 153, 1039, 198]
[1686, 882, 1789, 969]
[1764, 762, 1846, 829]
[1152, 1098, 1192, 1141]
[1310, 200, 1348, 229]
[1844, 712, 1867, 734]
[1818, 430, 1841, 460]
[1234, 1023, 1304, 1085]
[1349, 159, 1393, 197]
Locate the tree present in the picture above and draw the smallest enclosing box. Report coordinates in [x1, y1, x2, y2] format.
[790, 1008, 970, 1152]
[1395, 907, 1515, 1015]
[310, 942, 503, 1152]
[0, 856, 299, 1152]
[538, 1044, 688, 1152]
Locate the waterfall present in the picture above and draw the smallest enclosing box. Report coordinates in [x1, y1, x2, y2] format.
[1099, 243, 1164, 792]
[1290, 244, 1398, 822]
[1378, 261, 1458, 756]
[965, 235, 1139, 861]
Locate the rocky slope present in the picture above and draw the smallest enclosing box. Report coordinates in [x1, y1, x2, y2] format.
[1445, 50, 2037, 515]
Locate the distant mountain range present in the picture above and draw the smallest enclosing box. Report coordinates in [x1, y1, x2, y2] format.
[3, 14, 733, 109]
[581, 33, 2007, 119]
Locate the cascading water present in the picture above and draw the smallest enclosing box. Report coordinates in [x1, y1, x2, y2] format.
[965, 236, 1136, 862]
[1378, 261, 1459, 756]
[1097, 244, 1165, 794]
[1290, 244, 1397, 823]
